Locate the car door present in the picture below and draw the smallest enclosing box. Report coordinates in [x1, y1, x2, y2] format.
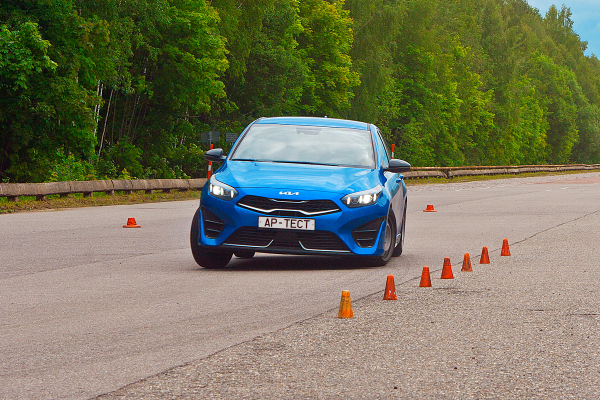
[371, 126, 403, 235]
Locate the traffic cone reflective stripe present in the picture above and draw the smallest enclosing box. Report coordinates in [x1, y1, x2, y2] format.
[501, 239, 511, 256]
[441, 257, 454, 279]
[419, 266, 432, 287]
[383, 275, 397, 300]
[338, 291, 354, 318]
[461, 253, 473, 272]
[480, 246, 490, 264]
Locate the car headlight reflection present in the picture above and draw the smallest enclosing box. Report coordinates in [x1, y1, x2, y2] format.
[208, 176, 238, 200]
[342, 185, 382, 208]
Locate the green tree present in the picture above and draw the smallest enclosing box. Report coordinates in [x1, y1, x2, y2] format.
[571, 103, 600, 164]
[90, 0, 228, 178]
[344, 0, 405, 125]
[525, 53, 578, 163]
[1, 0, 106, 182]
[296, 0, 359, 117]
[226, 0, 308, 119]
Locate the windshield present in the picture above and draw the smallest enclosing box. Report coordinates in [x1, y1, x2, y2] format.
[231, 124, 375, 168]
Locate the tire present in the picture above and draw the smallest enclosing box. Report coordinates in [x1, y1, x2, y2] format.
[392, 200, 407, 257]
[373, 212, 396, 266]
[190, 208, 232, 269]
[234, 251, 255, 259]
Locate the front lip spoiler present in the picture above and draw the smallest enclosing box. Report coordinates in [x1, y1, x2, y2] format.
[298, 242, 351, 253]
[214, 244, 353, 256]
[222, 241, 274, 249]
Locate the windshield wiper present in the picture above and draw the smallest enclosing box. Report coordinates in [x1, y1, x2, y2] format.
[231, 158, 266, 162]
[270, 160, 338, 166]
[233, 159, 360, 167]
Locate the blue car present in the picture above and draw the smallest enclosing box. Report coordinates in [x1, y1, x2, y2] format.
[190, 116, 411, 268]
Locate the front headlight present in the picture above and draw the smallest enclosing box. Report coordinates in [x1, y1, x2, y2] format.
[342, 185, 382, 208]
[208, 176, 238, 201]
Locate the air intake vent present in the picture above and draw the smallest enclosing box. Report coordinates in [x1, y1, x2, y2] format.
[223, 227, 349, 252]
[202, 207, 225, 239]
[352, 217, 384, 248]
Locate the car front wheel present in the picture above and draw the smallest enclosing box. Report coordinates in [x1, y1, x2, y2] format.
[190, 208, 233, 269]
[372, 213, 396, 266]
[393, 200, 406, 257]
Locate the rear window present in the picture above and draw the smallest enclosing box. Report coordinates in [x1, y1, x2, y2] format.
[231, 124, 375, 168]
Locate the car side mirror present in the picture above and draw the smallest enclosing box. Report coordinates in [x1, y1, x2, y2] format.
[205, 148, 227, 162]
[384, 159, 411, 173]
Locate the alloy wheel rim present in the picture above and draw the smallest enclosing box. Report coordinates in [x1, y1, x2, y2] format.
[383, 220, 392, 257]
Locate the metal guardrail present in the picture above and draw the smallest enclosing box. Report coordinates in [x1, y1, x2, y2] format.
[0, 179, 207, 202]
[1, 164, 599, 202]
[404, 164, 600, 179]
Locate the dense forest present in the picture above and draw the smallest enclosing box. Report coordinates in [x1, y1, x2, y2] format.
[1, 0, 600, 182]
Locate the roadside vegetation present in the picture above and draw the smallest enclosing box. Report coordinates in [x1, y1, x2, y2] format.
[1, 0, 600, 184]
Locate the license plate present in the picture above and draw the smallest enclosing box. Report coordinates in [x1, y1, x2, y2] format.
[258, 216, 315, 230]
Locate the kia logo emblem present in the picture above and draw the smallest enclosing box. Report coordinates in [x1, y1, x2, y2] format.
[279, 191, 299, 196]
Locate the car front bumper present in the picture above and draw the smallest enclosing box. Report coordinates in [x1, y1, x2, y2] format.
[197, 186, 390, 257]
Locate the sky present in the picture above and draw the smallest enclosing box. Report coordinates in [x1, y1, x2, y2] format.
[527, 0, 600, 57]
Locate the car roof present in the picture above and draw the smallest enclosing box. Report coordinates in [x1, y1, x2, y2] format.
[255, 116, 369, 130]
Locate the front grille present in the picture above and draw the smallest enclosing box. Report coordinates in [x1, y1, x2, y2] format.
[298, 231, 348, 252]
[223, 226, 276, 247]
[223, 227, 349, 252]
[236, 195, 340, 217]
[202, 207, 225, 239]
[352, 217, 385, 248]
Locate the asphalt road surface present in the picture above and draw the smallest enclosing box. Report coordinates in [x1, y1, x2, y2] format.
[1, 172, 599, 399]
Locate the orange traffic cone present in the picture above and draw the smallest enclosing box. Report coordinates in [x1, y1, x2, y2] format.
[480, 246, 490, 264]
[501, 238, 511, 256]
[383, 275, 397, 300]
[419, 266, 432, 287]
[461, 253, 473, 272]
[123, 217, 141, 228]
[441, 257, 454, 279]
[338, 290, 354, 318]
[423, 204, 437, 212]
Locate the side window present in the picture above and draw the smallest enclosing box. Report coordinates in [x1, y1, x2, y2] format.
[375, 128, 391, 165]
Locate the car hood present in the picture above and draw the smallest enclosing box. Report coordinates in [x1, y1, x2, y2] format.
[215, 161, 381, 194]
